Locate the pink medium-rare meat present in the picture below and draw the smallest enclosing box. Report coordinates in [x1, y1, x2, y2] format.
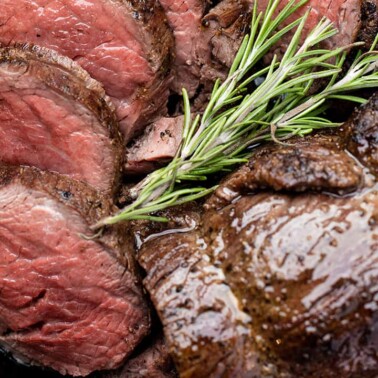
[0, 166, 150, 376]
[125, 116, 184, 174]
[0, 0, 173, 141]
[255, 0, 362, 60]
[0, 45, 122, 194]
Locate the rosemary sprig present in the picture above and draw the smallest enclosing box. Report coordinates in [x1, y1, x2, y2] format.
[94, 0, 378, 227]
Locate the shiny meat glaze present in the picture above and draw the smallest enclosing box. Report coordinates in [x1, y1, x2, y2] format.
[0, 0, 173, 141]
[0, 45, 122, 194]
[139, 231, 256, 377]
[137, 94, 378, 377]
[0, 166, 150, 377]
[203, 186, 378, 377]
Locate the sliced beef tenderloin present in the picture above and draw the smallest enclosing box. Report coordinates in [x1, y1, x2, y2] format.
[0, 45, 122, 194]
[125, 116, 184, 175]
[136, 95, 378, 377]
[159, 0, 250, 97]
[0, 0, 173, 141]
[256, 0, 362, 62]
[0, 165, 150, 376]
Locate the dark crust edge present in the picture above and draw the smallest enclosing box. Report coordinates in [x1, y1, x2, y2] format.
[0, 44, 124, 196]
[0, 164, 112, 223]
[118, 0, 174, 133]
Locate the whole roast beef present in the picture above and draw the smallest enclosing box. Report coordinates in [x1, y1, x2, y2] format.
[0, 166, 150, 376]
[0, 45, 122, 194]
[138, 93, 378, 378]
[0, 0, 173, 141]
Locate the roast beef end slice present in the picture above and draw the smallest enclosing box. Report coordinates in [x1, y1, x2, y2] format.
[0, 45, 122, 194]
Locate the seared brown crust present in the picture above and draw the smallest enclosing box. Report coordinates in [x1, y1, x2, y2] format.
[137, 95, 378, 378]
[117, 0, 174, 135]
[344, 92, 378, 174]
[0, 44, 124, 194]
[139, 231, 256, 378]
[358, 0, 378, 48]
[207, 134, 364, 210]
[0, 164, 111, 222]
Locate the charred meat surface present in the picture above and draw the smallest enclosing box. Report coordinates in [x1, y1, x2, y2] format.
[358, 0, 378, 48]
[137, 94, 378, 377]
[0, 166, 150, 376]
[0, 0, 173, 141]
[0, 45, 122, 194]
[208, 133, 364, 209]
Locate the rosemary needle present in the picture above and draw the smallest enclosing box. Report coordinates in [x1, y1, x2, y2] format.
[93, 0, 378, 228]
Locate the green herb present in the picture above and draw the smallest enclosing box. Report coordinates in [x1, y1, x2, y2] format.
[93, 0, 378, 228]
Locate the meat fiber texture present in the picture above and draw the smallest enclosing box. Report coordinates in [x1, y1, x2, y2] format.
[255, 0, 362, 62]
[0, 166, 150, 377]
[137, 93, 378, 377]
[0, 0, 174, 142]
[0, 45, 122, 195]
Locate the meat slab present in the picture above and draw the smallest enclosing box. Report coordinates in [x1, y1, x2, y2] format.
[0, 166, 150, 376]
[0, 0, 173, 141]
[0, 45, 122, 194]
